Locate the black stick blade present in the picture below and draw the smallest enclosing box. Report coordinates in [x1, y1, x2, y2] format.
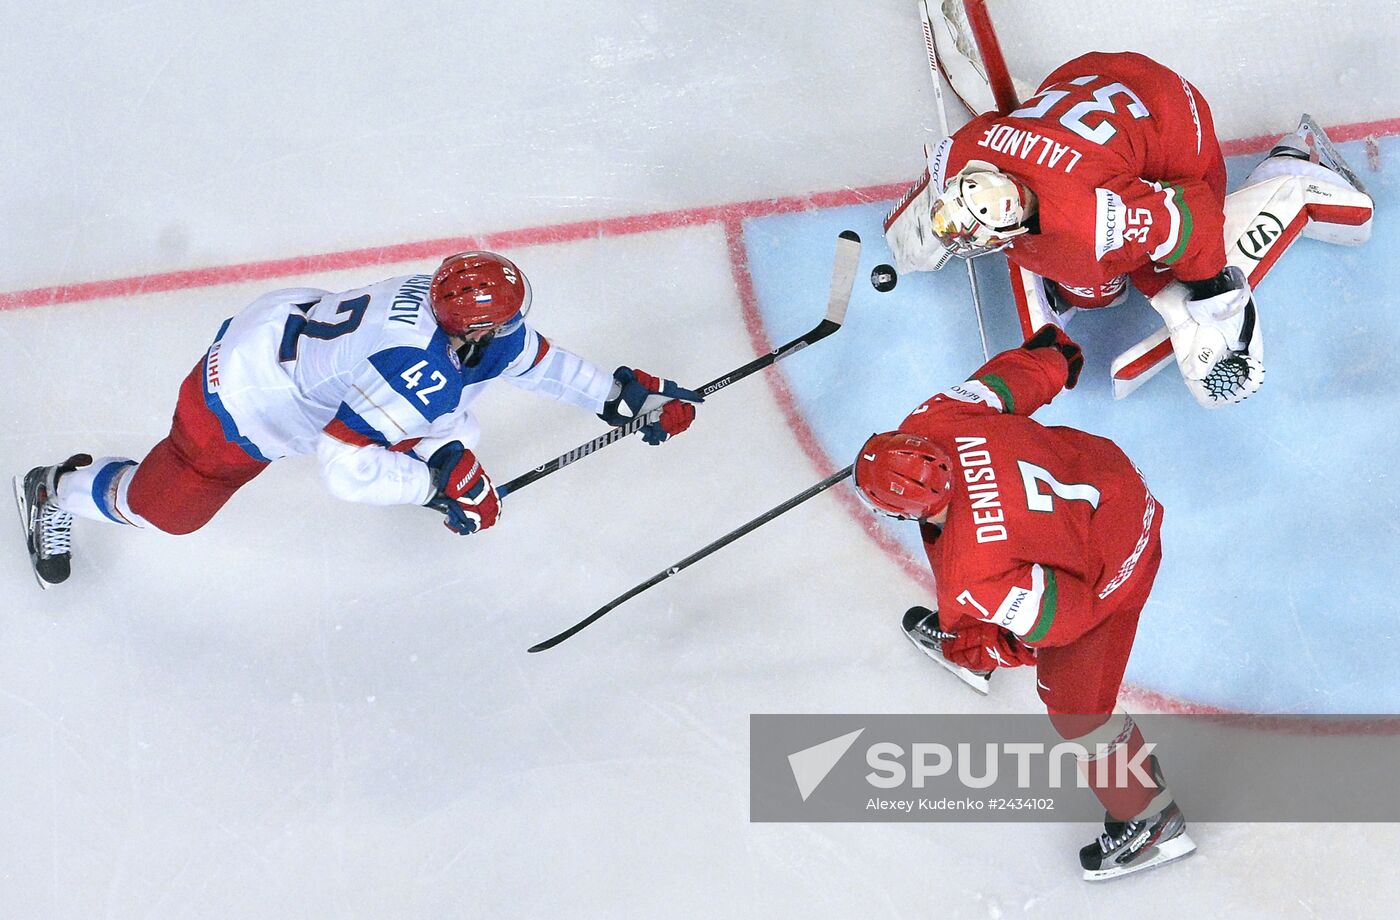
[526, 465, 854, 653]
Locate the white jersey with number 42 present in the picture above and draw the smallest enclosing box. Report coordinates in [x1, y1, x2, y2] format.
[202, 274, 611, 467]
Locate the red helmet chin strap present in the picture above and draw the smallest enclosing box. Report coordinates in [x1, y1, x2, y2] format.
[853, 431, 956, 521]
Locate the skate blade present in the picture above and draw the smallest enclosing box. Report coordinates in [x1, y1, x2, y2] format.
[1298, 113, 1368, 194]
[12, 474, 48, 592]
[901, 627, 992, 695]
[1082, 832, 1197, 882]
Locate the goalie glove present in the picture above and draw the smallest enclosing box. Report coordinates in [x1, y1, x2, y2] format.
[883, 169, 953, 273]
[1150, 266, 1265, 408]
[883, 155, 957, 274]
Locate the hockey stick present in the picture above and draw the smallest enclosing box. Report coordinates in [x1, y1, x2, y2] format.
[964, 256, 991, 362]
[495, 230, 862, 498]
[919, 0, 990, 361]
[528, 465, 854, 652]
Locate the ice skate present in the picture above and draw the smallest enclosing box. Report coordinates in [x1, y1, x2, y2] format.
[1269, 114, 1368, 194]
[13, 454, 91, 589]
[1079, 799, 1197, 881]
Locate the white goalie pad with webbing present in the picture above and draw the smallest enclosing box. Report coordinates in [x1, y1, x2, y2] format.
[1109, 120, 1374, 403]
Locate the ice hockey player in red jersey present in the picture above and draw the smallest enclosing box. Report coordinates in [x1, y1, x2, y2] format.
[884, 50, 1373, 407]
[14, 251, 700, 588]
[853, 325, 1194, 881]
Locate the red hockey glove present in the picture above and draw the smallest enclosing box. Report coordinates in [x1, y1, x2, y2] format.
[424, 442, 502, 535]
[598, 367, 701, 445]
[1022, 324, 1085, 389]
[943, 620, 1038, 672]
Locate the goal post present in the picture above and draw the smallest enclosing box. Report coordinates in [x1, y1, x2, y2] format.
[962, 1, 1019, 115]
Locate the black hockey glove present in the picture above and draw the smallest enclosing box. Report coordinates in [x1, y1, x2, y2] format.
[1022, 324, 1084, 389]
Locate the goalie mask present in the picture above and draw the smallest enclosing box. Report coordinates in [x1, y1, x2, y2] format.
[931, 161, 1029, 259]
[854, 431, 956, 521]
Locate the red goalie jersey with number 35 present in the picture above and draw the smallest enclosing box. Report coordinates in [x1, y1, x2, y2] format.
[941, 51, 1228, 300]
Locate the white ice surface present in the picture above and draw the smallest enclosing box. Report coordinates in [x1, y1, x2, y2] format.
[2, 3, 1399, 918]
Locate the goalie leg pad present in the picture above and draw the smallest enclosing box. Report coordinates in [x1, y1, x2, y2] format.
[1241, 158, 1374, 249]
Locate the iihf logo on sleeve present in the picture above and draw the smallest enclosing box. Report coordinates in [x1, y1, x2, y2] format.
[205, 341, 224, 392]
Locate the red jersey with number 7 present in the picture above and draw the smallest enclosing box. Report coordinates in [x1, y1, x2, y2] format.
[937, 51, 1227, 295]
[901, 347, 1163, 648]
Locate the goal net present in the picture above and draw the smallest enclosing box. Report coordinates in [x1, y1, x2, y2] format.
[928, 1, 1394, 141]
[927, 0, 1028, 117]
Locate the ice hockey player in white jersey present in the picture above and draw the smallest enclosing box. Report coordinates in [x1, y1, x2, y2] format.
[14, 251, 700, 587]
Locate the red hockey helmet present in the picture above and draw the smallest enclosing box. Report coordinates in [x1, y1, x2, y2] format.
[429, 251, 533, 337]
[854, 431, 955, 521]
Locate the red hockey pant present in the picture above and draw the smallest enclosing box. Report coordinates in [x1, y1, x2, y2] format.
[1035, 535, 1166, 821]
[1035, 534, 1163, 718]
[126, 362, 268, 535]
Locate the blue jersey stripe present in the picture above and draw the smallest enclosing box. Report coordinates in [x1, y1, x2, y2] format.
[90, 460, 136, 524]
[331, 403, 392, 446]
[203, 320, 273, 463]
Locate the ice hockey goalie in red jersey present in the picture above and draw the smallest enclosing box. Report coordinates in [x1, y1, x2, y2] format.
[916, 51, 1229, 303]
[884, 50, 1373, 407]
[854, 326, 1195, 881]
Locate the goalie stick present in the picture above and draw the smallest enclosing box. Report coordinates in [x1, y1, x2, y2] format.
[496, 230, 862, 498]
[527, 466, 854, 652]
[918, 0, 990, 361]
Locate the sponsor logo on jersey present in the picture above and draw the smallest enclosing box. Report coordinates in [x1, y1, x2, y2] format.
[941, 381, 1002, 411]
[995, 586, 1034, 629]
[1237, 211, 1285, 261]
[1095, 188, 1126, 261]
[992, 564, 1048, 637]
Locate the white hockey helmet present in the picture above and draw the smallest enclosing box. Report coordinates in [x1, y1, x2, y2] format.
[931, 161, 1029, 258]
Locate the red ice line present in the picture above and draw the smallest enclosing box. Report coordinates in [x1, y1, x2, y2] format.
[4, 114, 1396, 314]
[6, 117, 1398, 730]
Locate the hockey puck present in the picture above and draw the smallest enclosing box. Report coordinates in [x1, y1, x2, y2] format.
[871, 264, 898, 293]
